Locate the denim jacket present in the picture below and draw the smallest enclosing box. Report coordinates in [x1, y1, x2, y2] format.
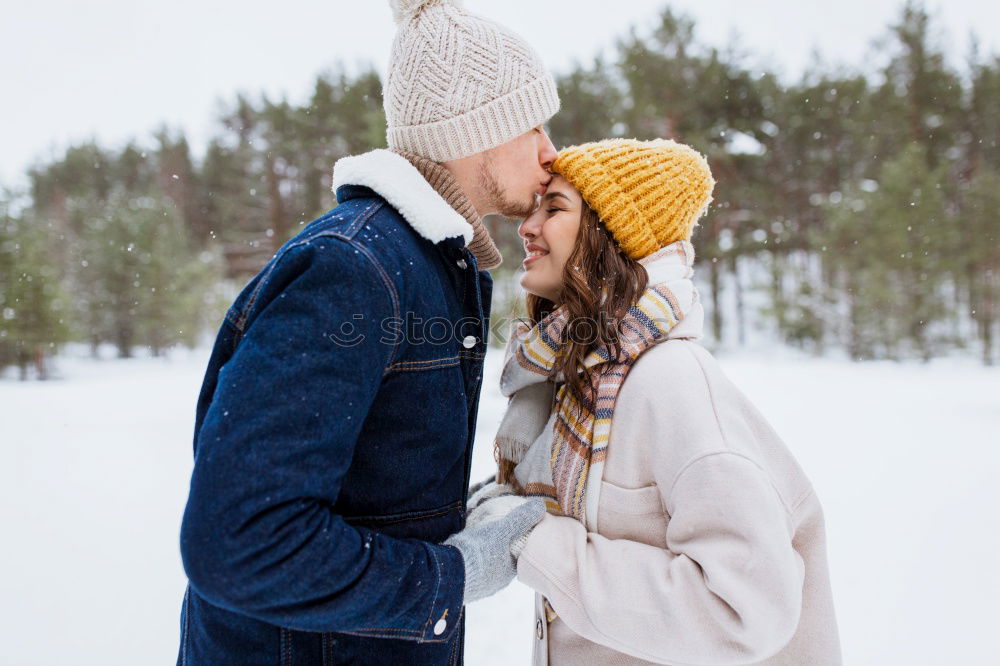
[177, 150, 494, 665]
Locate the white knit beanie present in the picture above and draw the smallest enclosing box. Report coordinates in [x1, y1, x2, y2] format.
[385, 0, 560, 162]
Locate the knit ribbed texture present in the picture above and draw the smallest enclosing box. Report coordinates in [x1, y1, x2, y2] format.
[552, 139, 715, 260]
[396, 150, 503, 270]
[384, 0, 560, 161]
[444, 499, 546, 605]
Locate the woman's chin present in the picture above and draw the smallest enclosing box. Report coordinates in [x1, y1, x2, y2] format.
[518, 277, 537, 298]
[519, 276, 558, 302]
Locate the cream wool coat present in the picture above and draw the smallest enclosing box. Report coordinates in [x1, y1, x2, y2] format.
[515, 307, 842, 665]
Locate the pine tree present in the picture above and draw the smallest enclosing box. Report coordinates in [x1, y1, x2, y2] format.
[132, 195, 221, 355]
[69, 188, 219, 357]
[958, 169, 1000, 364]
[873, 1, 965, 169]
[827, 145, 951, 359]
[0, 198, 71, 379]
[549, 58, 624, 146]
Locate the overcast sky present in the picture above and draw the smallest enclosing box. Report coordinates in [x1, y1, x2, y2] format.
[2, 0, 998, 188]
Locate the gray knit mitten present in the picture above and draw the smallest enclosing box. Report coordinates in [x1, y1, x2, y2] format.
[444, 498, 546, 604]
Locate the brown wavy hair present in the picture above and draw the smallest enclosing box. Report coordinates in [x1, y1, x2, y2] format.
[525, 202, 648, 405]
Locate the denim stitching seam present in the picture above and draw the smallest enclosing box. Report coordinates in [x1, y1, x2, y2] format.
[349, 502, 460, 526]
[345, 500, 462, 525]
[387, 357, 461, 372]
[234, 200, 383, 332]
[350, 239, 403, 367]
[426, 544, 445, 641]
[386, 351, 485, 373]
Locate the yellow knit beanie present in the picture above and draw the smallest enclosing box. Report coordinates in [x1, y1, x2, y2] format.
[551, 138, 715, 260]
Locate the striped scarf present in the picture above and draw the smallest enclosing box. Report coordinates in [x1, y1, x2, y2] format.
[494, 240, 698, 526]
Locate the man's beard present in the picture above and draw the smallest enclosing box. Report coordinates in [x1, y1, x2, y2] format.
[477, 153, 537, 219]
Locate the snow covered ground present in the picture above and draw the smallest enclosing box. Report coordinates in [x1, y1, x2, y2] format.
[1, 344, 997, 664]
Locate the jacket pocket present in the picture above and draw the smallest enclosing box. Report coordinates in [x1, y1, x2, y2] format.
[343, 500, 464, 541]
[596, 481, 668, 547]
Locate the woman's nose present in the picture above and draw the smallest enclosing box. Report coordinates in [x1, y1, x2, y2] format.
[518, 216, 537, 240]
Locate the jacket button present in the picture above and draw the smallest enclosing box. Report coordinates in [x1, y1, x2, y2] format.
[462, 335, 477, 349]
[434, 618, 447, 635]
[456, 258, 468, 269]
[535, 618, 543, 639]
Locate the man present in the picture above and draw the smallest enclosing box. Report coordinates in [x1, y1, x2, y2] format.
[176, 0, 559, 663]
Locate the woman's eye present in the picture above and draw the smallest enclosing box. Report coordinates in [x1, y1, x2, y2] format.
[546, 207, 562, 214]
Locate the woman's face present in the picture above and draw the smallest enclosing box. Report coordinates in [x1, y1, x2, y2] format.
[517, 175, 583, 303]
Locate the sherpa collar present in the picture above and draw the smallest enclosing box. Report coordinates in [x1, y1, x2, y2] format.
[332, 149, 474, 245]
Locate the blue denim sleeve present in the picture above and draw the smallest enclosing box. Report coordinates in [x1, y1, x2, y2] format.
[180, 238, 464, 641]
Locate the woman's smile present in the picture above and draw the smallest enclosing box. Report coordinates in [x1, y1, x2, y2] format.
[523, 243, 549, 266]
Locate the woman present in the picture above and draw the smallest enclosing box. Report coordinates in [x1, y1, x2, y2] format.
[474, 139, 841, 664]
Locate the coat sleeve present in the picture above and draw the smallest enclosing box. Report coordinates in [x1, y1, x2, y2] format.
[516, 364, 805, 664]
[180, 239, 463, 641]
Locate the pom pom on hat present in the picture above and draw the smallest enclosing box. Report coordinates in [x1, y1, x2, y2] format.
[388, 0, 464, 24]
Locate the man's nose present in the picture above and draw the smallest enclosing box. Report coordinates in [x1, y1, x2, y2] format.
[538, 131, 557, 170]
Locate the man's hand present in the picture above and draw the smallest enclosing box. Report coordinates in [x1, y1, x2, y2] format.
[445, 497, 545, 604]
